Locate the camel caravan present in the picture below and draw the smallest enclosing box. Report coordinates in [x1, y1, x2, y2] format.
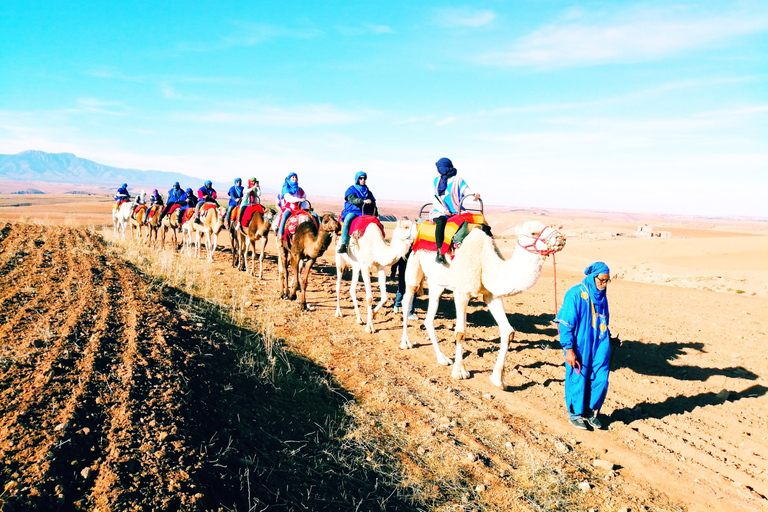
[110, 161, 567, 388]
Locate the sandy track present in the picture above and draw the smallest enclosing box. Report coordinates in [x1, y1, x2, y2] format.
[232, 228, 768, 512]
[1, 218, 766, 511]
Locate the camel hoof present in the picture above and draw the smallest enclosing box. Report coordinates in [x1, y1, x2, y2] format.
[489, 374, 507, 390]
[356, 318, 364, 325]
[335, 310, 343, 318]
[452, 366, 470, 380]
[399, 339, 413, 350]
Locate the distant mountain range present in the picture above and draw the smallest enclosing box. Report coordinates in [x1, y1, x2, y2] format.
[0, 150, 221, 193]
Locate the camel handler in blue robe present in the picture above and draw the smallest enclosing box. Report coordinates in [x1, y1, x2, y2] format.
[337, 171, 377, 254]
[555, 262, 620, 430]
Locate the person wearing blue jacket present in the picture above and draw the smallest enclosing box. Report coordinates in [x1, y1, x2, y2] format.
[555, 262, 617, 430]
[337, 171, 377, 254]
[225, 178, 244, 229]
[178, 188, 197, 224]
[158, 182, 184, 223]
[114, 183, 130, 202]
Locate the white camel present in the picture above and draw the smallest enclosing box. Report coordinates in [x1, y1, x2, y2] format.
[112, 202, 132, 239]
[335, 219, 416, 333]
[400, 220, 566, 389]
[182, 206, 226, 261]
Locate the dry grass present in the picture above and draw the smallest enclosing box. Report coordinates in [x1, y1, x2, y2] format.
[100, 226, 683, 512]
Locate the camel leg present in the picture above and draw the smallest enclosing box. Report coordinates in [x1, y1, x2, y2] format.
[451, 293, 471, 380]
[424, 283, 452, 366]
[400, 254, 424, 350]
[299, 258, 314, 309]
[335, 254, 345, 318]
[372, 267, 387, 319]
[487, 297, 514, 389]
[288, 254, 300, 301]
[360, 264, 375, 333]
[350, 266, 364, 325]
[208, 232, 217, 261]
[258, 236, 267, 279]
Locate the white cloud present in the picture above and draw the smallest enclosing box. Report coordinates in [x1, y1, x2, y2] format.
[435, 7, 496, 28]
[476, 6, 768, 68]
[435, 116, 457, 126]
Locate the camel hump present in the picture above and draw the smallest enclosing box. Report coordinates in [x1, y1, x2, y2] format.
[350, 215, 384, 239]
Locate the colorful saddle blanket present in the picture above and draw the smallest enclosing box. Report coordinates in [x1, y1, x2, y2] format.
[147, 205, 160, 219]
[132, 204, 147, 219]
[113, 199, 128, 210]
[282, 210, 317, 242]
[232, 204, 265, 228]
[166, 204, 180, 215]
[412, 212, 488, 256]
[349, 215, 385, 239]
[181, 208, 195, 225]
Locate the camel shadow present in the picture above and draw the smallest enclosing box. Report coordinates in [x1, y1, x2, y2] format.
[608, 384, 768, 425]
[611, 339, 759, 382]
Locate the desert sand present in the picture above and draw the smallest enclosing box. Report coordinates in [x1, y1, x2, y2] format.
[0, 193, 766, 511]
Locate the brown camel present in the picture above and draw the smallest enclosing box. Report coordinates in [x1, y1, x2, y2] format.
[231, 206, 277, 278]
[277, 212, 340, 310]
[160, 208, 182, 250]
[145, 205, 163, 247]
[128, 205, 148, 240]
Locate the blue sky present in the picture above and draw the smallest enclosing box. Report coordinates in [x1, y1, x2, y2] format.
[1, 0, 767, 217]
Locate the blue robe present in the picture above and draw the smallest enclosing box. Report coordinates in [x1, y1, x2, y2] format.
[556, 278, 611, 417]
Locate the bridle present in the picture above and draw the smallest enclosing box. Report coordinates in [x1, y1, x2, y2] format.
[517, 226, 561, 256]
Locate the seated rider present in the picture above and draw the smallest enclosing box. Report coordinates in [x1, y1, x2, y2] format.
[235, 177, 261, 230]
[277, 173, 312, 237]
[338, 171, 377, 254]
[430, 157, 480, 264]
[158, 182, 184, 223]
[225, 178, 244, 229]
[114, 183, 130, 203]
[135, 190, 147, 206]
[178, 188, 197, 224]
[194, 180, 218, 223]
[143, 189, 164, 225]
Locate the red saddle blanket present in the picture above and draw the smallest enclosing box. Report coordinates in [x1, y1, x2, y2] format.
[349, 215, 384, 239]
[147, 205, 160, 219]
[412, 212, 486, 255]
[132, 204, 147, 218]
[166, 204, 180, 215]
[282, 210, 317, 242]
[181, 208, 195, 225]
[184, 203, 218, 225]
[232, 204, 265, 227]
[113, 199, 128, 210]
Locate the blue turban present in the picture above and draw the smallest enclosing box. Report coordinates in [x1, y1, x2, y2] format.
[282, 173, 299, 196]
[435, 157, 457, 196]
[582, 261, 610, 305]
[353, 171, 369, 196]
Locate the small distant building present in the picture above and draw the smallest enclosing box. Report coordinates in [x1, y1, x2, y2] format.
[636, 225, 671, 238]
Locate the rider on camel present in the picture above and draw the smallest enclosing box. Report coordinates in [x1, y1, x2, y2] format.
[430, 157, 480, 265]
[225, 178, 244, 229]
[143, 189, 164, 225]
[194, 180, 218, 224]
[235, 177, 261, 231]
[178, 188, 197, 225]
[114, 183, 130, 204]
[157, 182, 184, 223]
[276, 173, 313, 238]
[337, 171, 377, 254]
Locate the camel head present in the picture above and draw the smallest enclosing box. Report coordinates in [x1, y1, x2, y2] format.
[515, 221, 566, 256]
[392, 219, 417, 245]
[319, 212, 341, 235]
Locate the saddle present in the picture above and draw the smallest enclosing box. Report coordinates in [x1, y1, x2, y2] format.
[181, 208, 195, 225]
[147, 205, 159, 219]
[282, 210, 317, 242]
[132, 204, 147, 219]
[412, 212, 490, 257]
[113, 199, 128, 210]
[233, 204, 265, 228]
[349, 215, 384, 239]
[166, 204, 180, 215]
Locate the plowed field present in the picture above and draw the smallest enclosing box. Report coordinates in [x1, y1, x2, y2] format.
[1, 213, 767, 512]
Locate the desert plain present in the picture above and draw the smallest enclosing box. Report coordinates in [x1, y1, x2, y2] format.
[0, 193, 766, 511]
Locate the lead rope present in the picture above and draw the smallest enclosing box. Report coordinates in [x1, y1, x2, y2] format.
[552, 252, 558, 316]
